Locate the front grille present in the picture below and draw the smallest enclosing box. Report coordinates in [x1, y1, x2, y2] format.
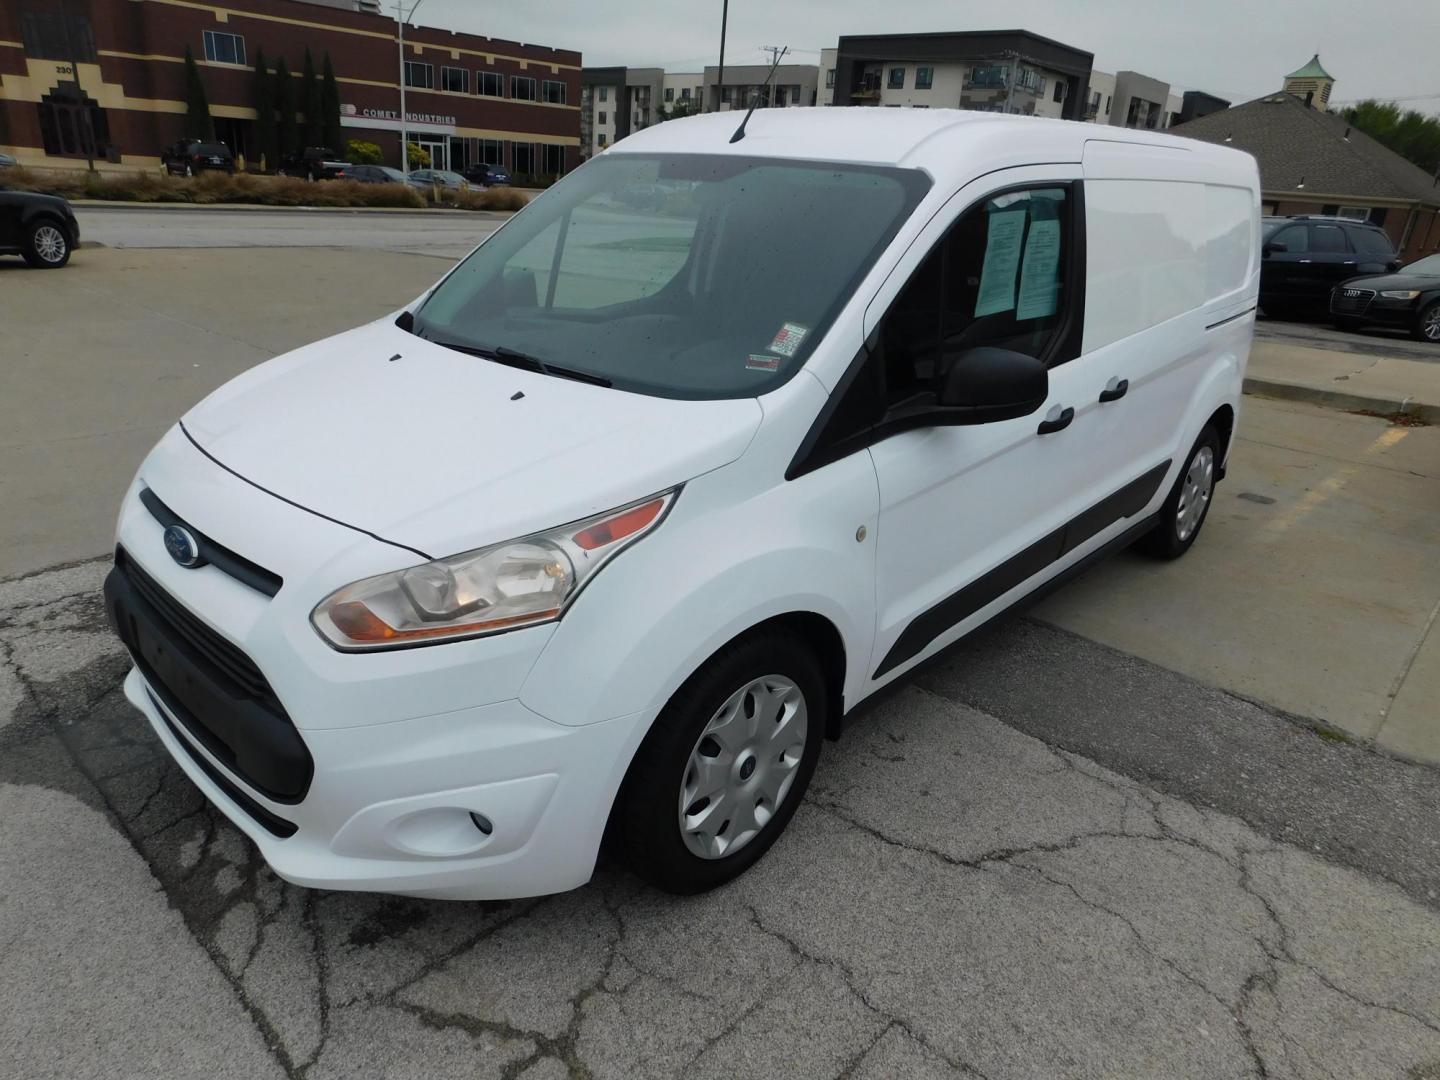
[119, 547, 279, 711]
[1331, 287, 1375, 315]
[139, 488, 283, 598]
[108, 547, 314, 805]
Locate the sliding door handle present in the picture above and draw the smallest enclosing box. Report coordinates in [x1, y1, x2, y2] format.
[1099, 377, 1129, 403]
[1037, 405, 1075, 435]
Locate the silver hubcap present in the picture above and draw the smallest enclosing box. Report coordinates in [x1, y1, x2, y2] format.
[1176, 445, 1214, 542]
[679, 675, 808, 860]
[1423, 305, 1440, 341]
[33, 225, 65, 263]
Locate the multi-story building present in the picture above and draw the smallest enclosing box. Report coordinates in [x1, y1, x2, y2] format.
[0, 0, 580, 174]
[661, 72, 703, 114]
[702, 64, 818, 114]
[822, 30, 1094, 120]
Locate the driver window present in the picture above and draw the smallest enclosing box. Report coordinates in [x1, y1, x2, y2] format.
[879, 185, 1073, 411]
[798, 184, 1077, 474]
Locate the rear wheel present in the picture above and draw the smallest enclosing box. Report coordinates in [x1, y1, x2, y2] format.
[1137, 425, 1220, 560]
[617, 632, 825, 894]
[22, 219, 70, 269]
[1414, 300, 1440, 343]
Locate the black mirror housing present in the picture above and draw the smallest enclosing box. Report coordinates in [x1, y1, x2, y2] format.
[1263, 241, 1287, 254]
[936, 347, 1048, 424]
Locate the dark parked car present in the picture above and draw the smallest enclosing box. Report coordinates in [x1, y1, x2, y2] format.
[1260, 215, 1400, 316]
[280, 147, 350, 181]
[345, 164, 409, 185]
[1330, 253, 1440, 343]
[0, 186, 79, 268]
[461, 163, 511, 187]
[161, 140, 235, 176]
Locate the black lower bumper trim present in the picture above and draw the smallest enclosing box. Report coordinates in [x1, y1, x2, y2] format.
[147, 690, 298, 838]
[105, 557, 313, 803]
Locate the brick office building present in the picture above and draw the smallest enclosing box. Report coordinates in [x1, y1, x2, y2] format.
[0, 0, 580, 176]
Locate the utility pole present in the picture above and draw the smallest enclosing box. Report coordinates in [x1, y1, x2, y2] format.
[716, 0, 728, 112]
[395, 0, 425, 176]
[759, 46, 787, 107]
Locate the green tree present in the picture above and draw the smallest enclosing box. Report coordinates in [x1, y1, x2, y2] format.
[300, 47, 321, 149]
[407, 142, 431, 169]
[252, 47, 276, 170]
[274, 56, 297, 160]
[346, 140, 382, 164]
[182, 45, 214, 141]
[321, 53, 343, 153]
[1341, 100, 1440, 176]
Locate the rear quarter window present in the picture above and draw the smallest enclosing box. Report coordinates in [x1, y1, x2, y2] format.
[1351, 228, 1395, 257]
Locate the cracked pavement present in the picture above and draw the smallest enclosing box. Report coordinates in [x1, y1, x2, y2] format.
[5, 560, 1440, 1079]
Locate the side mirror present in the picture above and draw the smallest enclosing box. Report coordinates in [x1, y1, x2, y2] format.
[937, 347, 1048, 424]
[1262, 241, 1287, 255]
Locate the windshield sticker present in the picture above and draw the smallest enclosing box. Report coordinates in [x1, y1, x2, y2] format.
[1015, 218, 1061, 321]
[974, 210, 1026, 317]
[746, 354, 783, 372]
[769, 322, 810, 357]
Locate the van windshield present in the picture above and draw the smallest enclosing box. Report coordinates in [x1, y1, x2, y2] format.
[413, 153, 930, 399]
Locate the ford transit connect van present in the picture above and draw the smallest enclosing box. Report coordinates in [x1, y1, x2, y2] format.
[105, 110, 1260, 899]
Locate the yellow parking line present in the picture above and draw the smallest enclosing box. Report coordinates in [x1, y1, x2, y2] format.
[1259, 426, 1408, 541]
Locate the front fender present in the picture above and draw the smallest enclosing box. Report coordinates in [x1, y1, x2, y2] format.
[519, 451, 880, 728]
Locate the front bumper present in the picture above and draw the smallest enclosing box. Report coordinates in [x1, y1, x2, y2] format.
[125, 666, 648, 899]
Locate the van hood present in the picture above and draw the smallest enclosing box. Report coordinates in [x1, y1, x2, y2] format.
[182, 321, 763, 558]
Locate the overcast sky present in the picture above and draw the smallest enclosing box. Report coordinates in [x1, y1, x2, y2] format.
[404, 0, 1439, 110]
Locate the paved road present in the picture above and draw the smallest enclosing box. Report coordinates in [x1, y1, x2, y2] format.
[74, 204, 504, 260]
[5, 560, 1440, 1079]
[1256, 314, 1440, 363]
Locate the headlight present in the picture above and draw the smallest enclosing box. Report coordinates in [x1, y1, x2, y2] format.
[1380, 290, 1420, 300]
[312, 490, 677, 650]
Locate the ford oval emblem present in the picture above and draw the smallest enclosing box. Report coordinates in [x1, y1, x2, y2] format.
[163, 524, 201, 568]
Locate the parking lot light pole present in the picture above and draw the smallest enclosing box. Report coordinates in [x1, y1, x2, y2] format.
[396, 0, 425, 177]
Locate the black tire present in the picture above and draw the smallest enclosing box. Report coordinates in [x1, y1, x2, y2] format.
[1136, 424, 1221, 560]
[616, 631, 826, 894]
[21, 218, 71, 269]
[1413, 300, 1440, 344]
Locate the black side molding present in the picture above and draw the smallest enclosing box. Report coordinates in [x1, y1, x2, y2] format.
[1205, 307, 1256, 331]
[872, 460, 1170, 678]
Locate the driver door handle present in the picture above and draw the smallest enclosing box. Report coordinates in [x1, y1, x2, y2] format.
[1037, 404, 1075, 435]
[1099, 377, 1129, 403]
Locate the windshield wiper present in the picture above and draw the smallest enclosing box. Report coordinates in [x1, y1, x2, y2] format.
[427, 339, 612, 388]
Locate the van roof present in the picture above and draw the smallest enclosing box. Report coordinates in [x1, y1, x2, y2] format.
[607, 107, 1253, 179]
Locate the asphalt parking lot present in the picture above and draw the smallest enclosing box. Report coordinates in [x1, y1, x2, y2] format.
[4, 213, 1440, 1079]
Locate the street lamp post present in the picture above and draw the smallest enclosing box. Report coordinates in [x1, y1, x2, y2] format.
[396, 0, 425, 176]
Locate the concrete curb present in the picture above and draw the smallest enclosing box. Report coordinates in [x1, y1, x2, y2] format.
[1244, 376, 1440, 423]
[67, 200, 515, 217]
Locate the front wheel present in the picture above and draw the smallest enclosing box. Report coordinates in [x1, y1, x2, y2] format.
[1137, 425, 1221, 560]
[1414, 300, 1440, 343]
[22, 219, 70, 268]
[616, 632, 826, 894]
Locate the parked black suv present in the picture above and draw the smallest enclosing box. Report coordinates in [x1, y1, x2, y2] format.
[0, 187, 79, 268]
[1260, 215, 1400, 316]
[1330, 253, 1440, 342]
[161, 140, 236, 176]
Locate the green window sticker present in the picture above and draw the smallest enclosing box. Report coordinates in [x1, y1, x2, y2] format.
[974, 210, 1026, 317]
[1015, 218, 1061, 321]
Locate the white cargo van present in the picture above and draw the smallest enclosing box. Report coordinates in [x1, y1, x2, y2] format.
[105, 109, 1260, 899]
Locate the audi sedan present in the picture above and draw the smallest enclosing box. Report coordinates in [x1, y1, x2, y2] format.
[1330, 253, 1440, 342]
